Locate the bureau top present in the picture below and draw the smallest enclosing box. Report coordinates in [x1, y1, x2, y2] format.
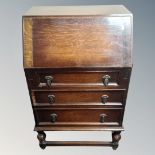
[23, 5, 133, 68]
[24, 5, 132, 16]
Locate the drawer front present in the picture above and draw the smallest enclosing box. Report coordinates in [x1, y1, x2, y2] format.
[38, 71, 119, 86]
[32, 90, 124, 105]
[25, 68, 131, 89]
[35, 108, 123, 125]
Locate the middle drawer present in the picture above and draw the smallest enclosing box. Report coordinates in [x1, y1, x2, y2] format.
[32, 89, 125, 106]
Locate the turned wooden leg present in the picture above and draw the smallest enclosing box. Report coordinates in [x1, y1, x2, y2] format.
[37, 131, 46, 149]
[112, 131, 121, 150]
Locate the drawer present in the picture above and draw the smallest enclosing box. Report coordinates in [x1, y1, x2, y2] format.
[34, 108, 123, 126]
[25, 68, 132, 89]
[32, 90, 124, 106]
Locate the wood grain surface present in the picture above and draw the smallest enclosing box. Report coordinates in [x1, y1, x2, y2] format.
[23, 6, 132, 148]
[24, 68, 131, 89]
[23, 16, 132, 68]
[32, 89, 124, 105]
[23, 17, 33, 67]
[34, 108, 123, 124]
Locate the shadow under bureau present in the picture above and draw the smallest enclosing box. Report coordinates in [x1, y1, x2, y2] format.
[23, 5, 133, 150]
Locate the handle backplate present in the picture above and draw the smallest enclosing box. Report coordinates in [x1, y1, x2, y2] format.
[102, 75, 111, 86]
[101, 95, 109, 104]
[100, 114, 107, 123]
[45, 76, 53, 87]
[50, 113, 57, 123]
[48, 95, 55, 104]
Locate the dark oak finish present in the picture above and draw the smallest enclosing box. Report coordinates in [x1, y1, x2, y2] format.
[37, 131, 46, 149]
[32, 89, 124, 105]
[36, 70, 119, 86]
[37, 131, 121, 149]
[24, 68, 131, 89]
[112, 131, 121, 150]
[32, 16, 132, 68]
[23, 5, 133, 150]
[34, 108, 123, 125]
[23, 15, 132, 68]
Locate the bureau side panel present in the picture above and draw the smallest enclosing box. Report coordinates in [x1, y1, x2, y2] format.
[23, 17, 33, 67]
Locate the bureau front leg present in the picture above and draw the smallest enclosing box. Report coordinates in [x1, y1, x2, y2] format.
[37, 131, 46, 149]
[112, 131, 121, 150]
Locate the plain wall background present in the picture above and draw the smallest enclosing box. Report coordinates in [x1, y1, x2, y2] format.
[0, 0, 155, 154]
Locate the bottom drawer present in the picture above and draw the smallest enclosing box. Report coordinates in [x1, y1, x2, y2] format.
[34, 108, 123, 126]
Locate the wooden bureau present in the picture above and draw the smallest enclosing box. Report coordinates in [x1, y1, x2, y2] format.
[23, 5, 133, 150]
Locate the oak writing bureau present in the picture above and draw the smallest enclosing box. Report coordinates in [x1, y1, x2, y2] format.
[23, 5, 133, 150]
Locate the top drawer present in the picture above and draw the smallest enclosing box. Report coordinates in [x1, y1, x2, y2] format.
[23, 16, 132, 68]
[25, 68, 131, 89]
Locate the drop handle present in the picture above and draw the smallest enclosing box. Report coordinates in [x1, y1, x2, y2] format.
[101, 95, 109, 104]
[50, 113, 57, 123]
[100, 114, 107, 123]
[48, 95, 55, 104]
[102, 75, 111, 86]
[45, 76, 53, 87]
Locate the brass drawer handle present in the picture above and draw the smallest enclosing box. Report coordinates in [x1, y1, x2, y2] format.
[101, 95, 109, 104]
[50, 113, 57, 123]
[100, 114, 107, 123]
[45, 76, 53, 87]
[48, 95, 55, 104]
[102, 75, 111, 86]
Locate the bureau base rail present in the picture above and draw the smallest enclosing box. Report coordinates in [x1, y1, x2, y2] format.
[37, 131, 121, 150]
